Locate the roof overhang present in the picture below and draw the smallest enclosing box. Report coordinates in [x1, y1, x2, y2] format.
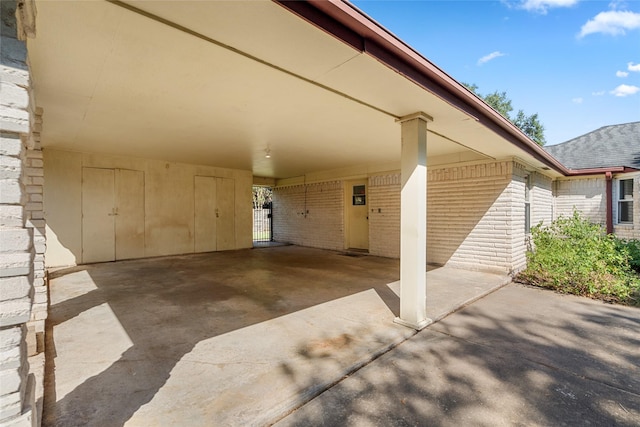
[563, 166, 640, 177]
[27, 0, 569, 179]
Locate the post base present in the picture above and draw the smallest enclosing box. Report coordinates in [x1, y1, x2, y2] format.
[393, 316, 433, 330]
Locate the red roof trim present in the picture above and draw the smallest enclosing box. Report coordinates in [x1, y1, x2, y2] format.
[565, 166, 639, 176]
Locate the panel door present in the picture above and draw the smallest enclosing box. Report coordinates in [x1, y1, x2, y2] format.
[194, 176, 217, 252]
[347, 180, 369, 250]
[115, 169, 145, 260]
[216, 177, 235, 251]
[82, 168, 116, 263]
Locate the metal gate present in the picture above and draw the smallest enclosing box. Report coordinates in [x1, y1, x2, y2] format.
[253, 201, 272, 242]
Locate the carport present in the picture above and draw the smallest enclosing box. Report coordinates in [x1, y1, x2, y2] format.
[28, 0, 561, 329]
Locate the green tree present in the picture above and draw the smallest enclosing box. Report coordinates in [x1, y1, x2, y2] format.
[463, 83, 546, 146]
[252, 186, 272, 209]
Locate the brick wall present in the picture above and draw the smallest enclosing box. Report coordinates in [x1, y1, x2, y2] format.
[272, 161, 536, 274]
[531, 172, 553, 228]
[510, 162, 528, 273]
[368, 174, 400, 258]
[24, 108, 46, 356]
[272, 181, 343, 251]
[427, 161, 521, 274]
[0, 0, 38, 425]
[554, 177, 606, 225]
[554, 175, 640, 239]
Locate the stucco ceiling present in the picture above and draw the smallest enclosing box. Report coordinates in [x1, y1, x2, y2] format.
[27, 0, 550, 179]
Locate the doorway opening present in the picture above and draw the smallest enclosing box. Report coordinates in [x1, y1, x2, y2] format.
[344, 179, 369, 252]
[253, 186, 273, 243]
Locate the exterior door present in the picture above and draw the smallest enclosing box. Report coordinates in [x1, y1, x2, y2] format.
[115, 169, 145, 260]
[194, 176, 217, 252]
[216, 178, 235, 251]
[82, 168, 145, 263]
[346, 180, 369, 250]
[82, 168, 116, 263]
[194, 176, 235, 252]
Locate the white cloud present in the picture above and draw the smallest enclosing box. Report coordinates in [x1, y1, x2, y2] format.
[592, 91, 606, 96]
[578, 10, 640, 38]
[628, 62, 640, 72]
[477, 51, 506, 65]
[610, 84, 640, 96]
[572, 97, 584, 104]
[608, 0, 628, 10]
[518, 0, 579, 13]
[616, 70, 629, 77]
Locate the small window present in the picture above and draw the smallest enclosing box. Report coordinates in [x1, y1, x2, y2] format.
[352, 185, 366, 205]
[524, 175, 532, 233]
[618, 179, 634, 223]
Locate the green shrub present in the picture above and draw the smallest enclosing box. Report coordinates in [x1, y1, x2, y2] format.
[615, 238, 640, 273]
[517, 210, 640, 305]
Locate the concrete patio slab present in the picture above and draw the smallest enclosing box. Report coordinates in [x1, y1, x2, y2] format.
[275, 283, 640, 426]
[42, 246, 508, 426]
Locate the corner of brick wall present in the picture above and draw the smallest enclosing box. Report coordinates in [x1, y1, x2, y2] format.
[1, 0, 41, 425]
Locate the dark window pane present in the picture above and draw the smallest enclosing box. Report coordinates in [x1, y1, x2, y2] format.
[620, 179, 634, 200]
[619, 201, 633, 223]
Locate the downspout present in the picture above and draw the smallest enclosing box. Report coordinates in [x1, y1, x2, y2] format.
[605, 171, 613, 234]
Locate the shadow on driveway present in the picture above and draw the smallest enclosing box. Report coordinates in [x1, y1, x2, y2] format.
[275, 284, 640, 426]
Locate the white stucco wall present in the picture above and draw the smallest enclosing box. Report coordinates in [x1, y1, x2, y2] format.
[43, 149, 253, 267]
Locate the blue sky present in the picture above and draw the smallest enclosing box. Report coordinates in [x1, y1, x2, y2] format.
[351, 0, 640, 145]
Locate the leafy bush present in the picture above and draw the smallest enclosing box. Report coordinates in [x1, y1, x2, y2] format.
[517, 211, 640, 305]
[615, 238, 640, 273]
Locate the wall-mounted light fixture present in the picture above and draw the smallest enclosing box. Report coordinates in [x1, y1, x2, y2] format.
[265, 147, 271, 159]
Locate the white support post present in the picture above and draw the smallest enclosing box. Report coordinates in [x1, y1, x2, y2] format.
[394, 112, 432, 330]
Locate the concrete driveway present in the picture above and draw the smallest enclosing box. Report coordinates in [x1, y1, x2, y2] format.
[43, 246, 509, 426]
[276, 283, 640, 426]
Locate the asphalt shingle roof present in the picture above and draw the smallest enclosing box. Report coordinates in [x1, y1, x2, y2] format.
[544, 121, 640, 170]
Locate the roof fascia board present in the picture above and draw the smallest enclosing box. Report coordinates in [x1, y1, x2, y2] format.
[564, 166, 639, 176]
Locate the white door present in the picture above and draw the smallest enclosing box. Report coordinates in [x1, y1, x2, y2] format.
[216, 177, 235, 251]
[82, 168, 145, 263]
[346, 180, 369, 250]
[194, 176, 235, 252]
[194, 176, 217, 252]
[82, 168, 116, 263]
[115, 169, 145, 260]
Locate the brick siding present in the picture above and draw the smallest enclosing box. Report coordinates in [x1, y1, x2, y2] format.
[272, 181, 344, 251]
[554, 177, 606, 225]
[428, 161, 523, 274]
[273, 160, 532, 274]
[0, 1, 38, 424]
[531, 172, 553, 227]
[368, 174, 400, 258]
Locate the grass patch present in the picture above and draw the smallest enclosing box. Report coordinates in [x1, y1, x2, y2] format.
[253, 230, 271, 241]
[516, 211, 640, 306]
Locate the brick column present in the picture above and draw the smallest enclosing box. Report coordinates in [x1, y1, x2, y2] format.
[0, 1, 38, 425]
